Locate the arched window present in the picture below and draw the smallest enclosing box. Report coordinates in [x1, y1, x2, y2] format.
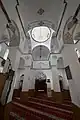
[31, 26, 51, 43]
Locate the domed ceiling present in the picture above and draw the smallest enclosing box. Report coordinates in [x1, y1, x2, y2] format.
[31, 26, 51, 43]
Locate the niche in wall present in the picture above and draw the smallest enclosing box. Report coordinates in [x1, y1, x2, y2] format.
[47, 79, 50, 83]
[18, 57, 25, 69]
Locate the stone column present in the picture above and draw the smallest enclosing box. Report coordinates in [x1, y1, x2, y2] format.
[22, 66, 31, 91]
[52, 66, 60, 92]
[51, 66, 62, 103]
[50, 54, 60, 92]
[20, 54, 34, 100]
[57, 68, 69, 90]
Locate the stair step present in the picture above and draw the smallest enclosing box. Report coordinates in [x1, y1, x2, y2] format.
[29, 100, 72, 113]
[12, 101, 65, 120]
[13, 97, 73, 120]
[14, 97, 72, 111]
[28, 97, 72, 111]
[27, 101, 73, 120]
[37, 95, 71, 102]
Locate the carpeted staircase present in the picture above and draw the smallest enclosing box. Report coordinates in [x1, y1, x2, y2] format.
[9, 93, 73, 120]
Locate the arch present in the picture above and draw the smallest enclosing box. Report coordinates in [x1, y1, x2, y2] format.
[31, 26, 51, 43]
[57, 57, 64, 69]
[32, 45, 50, 61]
[18, 57, 25, 69]
[26, 20, 56, 33]
[26, 20, 55, 54]
[34, 71, 47, 80]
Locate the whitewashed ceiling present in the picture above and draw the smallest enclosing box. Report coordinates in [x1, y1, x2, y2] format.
[0, 0, 80, 61]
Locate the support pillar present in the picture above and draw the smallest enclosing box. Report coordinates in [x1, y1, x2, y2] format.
[51, 66, 62, 103]
[57, 68, 69, 90]
[20, 66, 34, 101]
[52, 66, 60, 92]
[22, 66, 30, 91]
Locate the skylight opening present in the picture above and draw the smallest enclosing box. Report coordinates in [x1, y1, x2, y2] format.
[31, 26, 55, 43]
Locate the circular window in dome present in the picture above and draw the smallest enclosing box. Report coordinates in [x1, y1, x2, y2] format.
[31, 26, 51, 43]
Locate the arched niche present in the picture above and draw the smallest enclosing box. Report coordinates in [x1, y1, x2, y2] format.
[18, 57, 25, 69]
[50, 55, 57, 66]
[32, 45, 50, 61]
[34, 71, 47, 80]
[57, 57, 64, 69]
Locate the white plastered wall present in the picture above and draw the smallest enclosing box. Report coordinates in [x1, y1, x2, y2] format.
[61, 44, 80, 107]
[22, 68, 53, 91]
[57, 69, 69, 90]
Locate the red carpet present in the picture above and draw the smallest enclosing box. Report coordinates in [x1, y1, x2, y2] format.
[9, 94, 73, 120]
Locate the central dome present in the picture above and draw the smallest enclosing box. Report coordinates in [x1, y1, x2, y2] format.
[31, 26, 51, 43]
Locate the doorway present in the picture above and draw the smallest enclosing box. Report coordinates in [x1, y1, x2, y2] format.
[34, 71, 47, 94]
[35, 79, 47, 93]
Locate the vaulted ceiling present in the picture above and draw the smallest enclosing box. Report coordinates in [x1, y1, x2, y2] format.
[0, 0, 80, 61]
[19, 0, 63, 28]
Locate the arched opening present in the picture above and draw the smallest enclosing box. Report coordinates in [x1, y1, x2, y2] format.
[32, 45, 50, 61]
[31, 26, 52, 43]
[18, 57, 25, 69]
[34, 71, 47, 94]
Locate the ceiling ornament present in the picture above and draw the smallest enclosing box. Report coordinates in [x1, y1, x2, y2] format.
[26, 20, 55, 32]
[32, 61, 50, 69]
[38, 21, 44, 26]
[37, 8, 45, 15]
